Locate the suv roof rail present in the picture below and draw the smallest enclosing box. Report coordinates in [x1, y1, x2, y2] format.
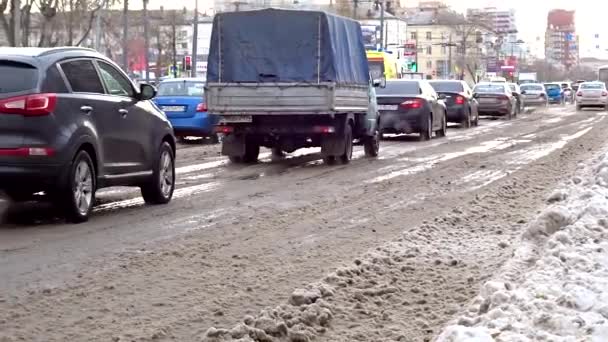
[38, 47, 98, 57]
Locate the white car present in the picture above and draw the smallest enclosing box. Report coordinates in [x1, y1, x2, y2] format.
[576, 82, 608, 110]
[520, 83, 548, 107]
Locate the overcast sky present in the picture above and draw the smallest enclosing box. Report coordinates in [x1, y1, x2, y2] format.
[155, 0, 608, 58]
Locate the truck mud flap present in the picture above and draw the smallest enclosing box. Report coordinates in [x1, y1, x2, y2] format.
[321, 134, 347, 157]
[221, 134, 246, 157]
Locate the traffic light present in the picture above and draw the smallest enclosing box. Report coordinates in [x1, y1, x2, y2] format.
[410, 61, 417, 72]
[183, 55, 192, 71]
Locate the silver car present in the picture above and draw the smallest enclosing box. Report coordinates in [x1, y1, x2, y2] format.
[520, 83, 548, 107]
[576, 82, 608, 110]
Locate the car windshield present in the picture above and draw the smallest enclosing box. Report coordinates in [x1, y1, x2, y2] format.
[157, 81, 205, 97]
[473, 84, 505, 93]
[520, 84, 544, 91]
[429, 81, 463, 92]
[544, 84, 560, 90]
[0, 61, 38, 94]
[580, 83, 605, 89]
[377, 81, 420, 95]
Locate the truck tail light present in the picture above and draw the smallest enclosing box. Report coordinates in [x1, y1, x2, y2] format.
[215, 125, 233, 134]
[0, 93, 57, 116]
[399, 99, 423, 109]
[196, 102, 207, 112]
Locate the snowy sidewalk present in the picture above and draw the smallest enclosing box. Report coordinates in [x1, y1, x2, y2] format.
[437, 153, 608, 342]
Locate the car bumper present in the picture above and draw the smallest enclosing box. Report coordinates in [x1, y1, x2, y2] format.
[547, 97, 562, 103]
[168, 113, 218, 137]
[379, 111, 424, 134]
[577, 98, 608, 106]
[478, 103, 510, 115]
[523, 98, 547, 106]
[0, 163, 63, 191]
[446, 106, 466, 123]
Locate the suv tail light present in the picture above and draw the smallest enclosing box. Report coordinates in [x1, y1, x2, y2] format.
[498, 95, 509, 101]
[0, 93, 57, 116]
[455, 96, 465, 105]
[399, 99, 423, 109]
[602, 91, 608, 97]
[196, 102, 207, 112]
[577, 92, 583, 96]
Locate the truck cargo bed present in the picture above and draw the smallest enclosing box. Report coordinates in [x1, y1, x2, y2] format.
[205, 82, 369, 115]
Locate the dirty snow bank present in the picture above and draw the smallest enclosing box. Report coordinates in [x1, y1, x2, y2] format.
[437, 153, 608, 342]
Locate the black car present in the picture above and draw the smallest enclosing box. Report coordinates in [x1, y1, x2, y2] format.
[472, 83, 518, 119]
[0, 47, 176, 222]
[377, 80, 447, 141]
[429, 80, 479, 128]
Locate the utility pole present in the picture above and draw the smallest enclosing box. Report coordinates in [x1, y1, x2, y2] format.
[10, 0, 21, 47]
[122, 0, 129, 73]
[353, 0, 358, 19]
[448, 34, 453, 79]
[379, 0, 385, 50]
[191, 0, 199, 78]
[143, 0, 150, 82]
[172, 10, 178, 78]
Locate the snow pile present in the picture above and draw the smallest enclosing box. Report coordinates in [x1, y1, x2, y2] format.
[202, 283, 336, 342]
[437, 153, 608, 342]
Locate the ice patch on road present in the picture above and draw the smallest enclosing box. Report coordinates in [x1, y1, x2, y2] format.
[95, 182, 220, 211]
[436, 151, 608, 342]
[368, 138, 525, 183]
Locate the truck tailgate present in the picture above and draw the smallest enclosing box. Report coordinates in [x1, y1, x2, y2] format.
[205, 83, 369, 115]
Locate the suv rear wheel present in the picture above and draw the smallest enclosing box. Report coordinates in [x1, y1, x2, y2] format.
[141, 142, 175, 205]
[61, 150, 96, 223]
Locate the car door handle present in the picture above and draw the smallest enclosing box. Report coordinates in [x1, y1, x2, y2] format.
[119, 109, 128, 117]
[80, 105, 93, 114]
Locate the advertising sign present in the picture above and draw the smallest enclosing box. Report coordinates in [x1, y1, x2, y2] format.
[361, 25, 379, 49]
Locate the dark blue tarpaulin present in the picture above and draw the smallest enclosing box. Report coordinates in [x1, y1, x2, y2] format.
[206, 8, 369, 86]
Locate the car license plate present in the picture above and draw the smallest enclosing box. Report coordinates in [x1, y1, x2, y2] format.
[162, 105, 185, 112]
[220, 115, 253, 123]
[479, 98, 496, 103]
[378, 105, 398, 111]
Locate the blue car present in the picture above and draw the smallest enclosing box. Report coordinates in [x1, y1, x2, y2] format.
[154, 78, 219, 142]
[544, 83, 564, 104]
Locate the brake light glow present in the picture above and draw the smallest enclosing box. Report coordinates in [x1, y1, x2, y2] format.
[215, 125, 233, 134]
[196, 102, 208, 112]
[0, 93, 57, 116]
[455, 96, 465, 105]
[0, 147, 55, 157]
[399, 99, 423, 109]
[313, 126, 336, 133]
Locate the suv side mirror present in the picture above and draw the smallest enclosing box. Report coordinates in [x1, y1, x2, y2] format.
[373, 77, 386, 88]
[139, 83, 157, 100]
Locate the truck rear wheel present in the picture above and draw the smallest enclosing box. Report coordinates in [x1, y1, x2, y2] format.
[340, 124, 354, 164]
[242, 142, 260, 163]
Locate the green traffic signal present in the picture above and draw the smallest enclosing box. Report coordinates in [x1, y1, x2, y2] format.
[410, 62, 417, 72]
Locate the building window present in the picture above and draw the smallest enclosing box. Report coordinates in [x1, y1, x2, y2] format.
[426, 46, 432, 55]
[417, 47, 424, 53]
[410, 31, 417, 40]
[426, 31, 432, 40]
[441, 45, 447, 54]
[181, 43, 188, 49]
[426, 60, 433, 69]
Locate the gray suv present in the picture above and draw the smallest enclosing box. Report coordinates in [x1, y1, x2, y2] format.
[0, 47, 176, 223]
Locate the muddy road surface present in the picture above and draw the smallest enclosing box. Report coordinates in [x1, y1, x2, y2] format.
[1, 105, 607, 341]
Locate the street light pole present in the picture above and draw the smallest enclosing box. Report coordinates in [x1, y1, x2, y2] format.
[191, 0, 199, 78]
[379, 0, 385, 50]
[122, 0, 129, 73]
[143, 0, 150, 83]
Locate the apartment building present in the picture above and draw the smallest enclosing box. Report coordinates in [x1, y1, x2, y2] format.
[545, 9, 578, 69]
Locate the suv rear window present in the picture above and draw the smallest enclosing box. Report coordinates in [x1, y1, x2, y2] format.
[0, 61, 38, 94]
[429, 81, 463, 92]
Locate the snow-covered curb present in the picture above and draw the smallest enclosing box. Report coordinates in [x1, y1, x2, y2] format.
[436, 153, 608, 342]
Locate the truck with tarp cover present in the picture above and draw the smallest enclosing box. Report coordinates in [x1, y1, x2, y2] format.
[205, 8, 381, 165]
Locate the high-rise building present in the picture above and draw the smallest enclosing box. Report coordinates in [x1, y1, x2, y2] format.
[545, 9, 578, 68]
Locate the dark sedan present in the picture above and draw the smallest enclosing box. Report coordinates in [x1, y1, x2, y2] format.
[473, 83, 517, 119]
[429, 80, 479, 128]
[377, 80, 447, 141]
